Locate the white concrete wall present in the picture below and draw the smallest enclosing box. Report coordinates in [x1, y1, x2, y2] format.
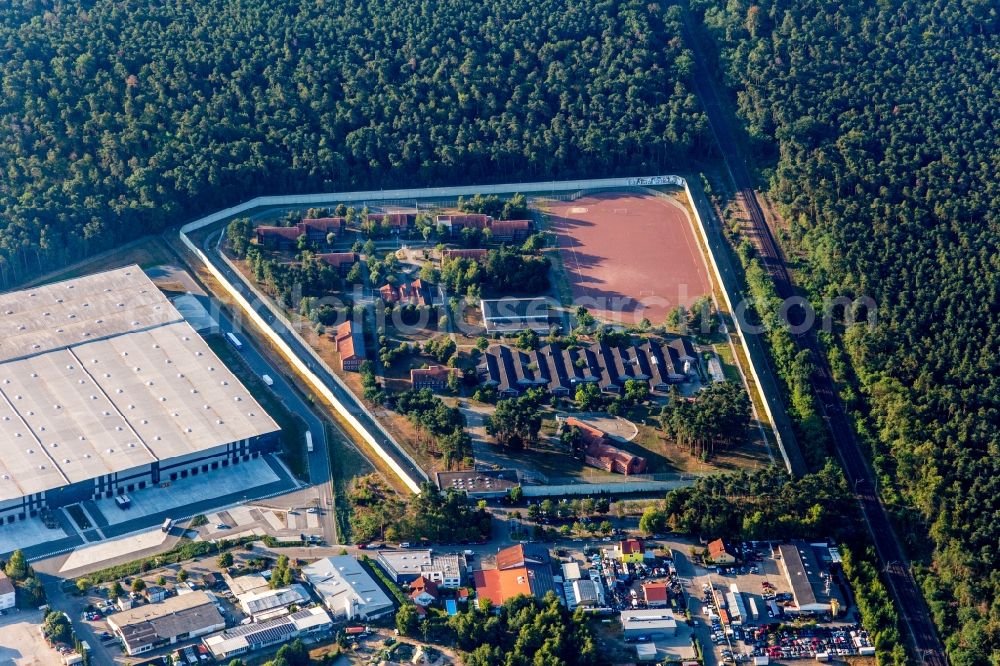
[179, 174, 795, 493]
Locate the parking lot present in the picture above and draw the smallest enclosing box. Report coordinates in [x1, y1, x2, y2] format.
[0, 608, 64, 666]
[676, 541, 866, 664]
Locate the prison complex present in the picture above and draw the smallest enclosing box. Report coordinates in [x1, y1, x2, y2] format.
[0, 266, 280, 525]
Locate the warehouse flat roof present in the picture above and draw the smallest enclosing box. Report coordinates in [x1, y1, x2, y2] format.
[0, 266, 180, 364]
[0, 267, 279, 502]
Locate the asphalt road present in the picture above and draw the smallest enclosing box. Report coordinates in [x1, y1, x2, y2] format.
[682, 18, 947, 666]
[200, 294, 339, 545]
[201, 228, 428, 489]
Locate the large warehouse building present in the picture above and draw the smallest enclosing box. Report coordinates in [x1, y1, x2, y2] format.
[0, 266, 280, 524]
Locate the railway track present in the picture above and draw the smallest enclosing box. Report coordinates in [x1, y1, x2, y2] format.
[682, 17, 948, 666]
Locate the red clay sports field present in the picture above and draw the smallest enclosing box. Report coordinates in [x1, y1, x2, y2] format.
[550, 192, 712, 324]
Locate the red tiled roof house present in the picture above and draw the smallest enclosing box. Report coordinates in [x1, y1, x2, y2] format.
[333, 321, 366, 371]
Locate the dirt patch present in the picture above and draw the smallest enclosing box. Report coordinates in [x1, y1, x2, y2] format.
[551, 192, 712, 324]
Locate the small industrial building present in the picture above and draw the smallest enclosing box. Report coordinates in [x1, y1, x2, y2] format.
[561, 562, 582, 581]
[302, 556, 394, 621]
[107, 590, 226, 656]
[0, 267, 279, 525]
[620, 609, 678, 639]
[434, 469, 519, 499]
[237, 584, 311, 621]
[225, 573, 269, 598]
[570, 579, 601, 608]
[375, 549, 466, 588]
[480, 298, 553, 334]
[777, 542, 843, 615]
[202, 606, 332, 661]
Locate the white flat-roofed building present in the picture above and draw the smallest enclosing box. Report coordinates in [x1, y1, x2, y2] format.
[0, 266, 280, 525]
[303, 556, 394, 621]
[107, 590, 225, 656]
[225, 573, 270, 597]
[203, 606, 332, 661]
[237, 584, 310, 621]
[375, 549, 466, 588]
[620, 609, 678, 639]
[0, 572, 14, 609]
[561, 562, 582, 581]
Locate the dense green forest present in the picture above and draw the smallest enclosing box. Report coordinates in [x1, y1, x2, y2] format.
[692, 0, 999, 663]
[0, 0, 707, 287]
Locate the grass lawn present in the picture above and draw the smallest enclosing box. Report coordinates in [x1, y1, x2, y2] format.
[205, 334, 308, 480]
[326, 422, 373, 544]
[22, 236, 177, 288]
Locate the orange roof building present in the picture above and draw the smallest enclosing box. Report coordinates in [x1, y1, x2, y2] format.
[707, 538, 737, 564]
[317, 252, 358, 274]
[474, 544, 556, 606]
[563, 418, 647, 476]
[333, 321, 366, 371]
[642, 582, 669, 607]
[410, 365, 460, 391]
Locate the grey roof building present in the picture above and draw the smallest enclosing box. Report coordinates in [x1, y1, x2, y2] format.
[237, 584, 311, 621]
[107, 591, 225, 656]
[302, 556, 394, 621]
[203, 606, 332, 661]
[478, 337, 696, 397]
[777, 542, 843, 614]
[375, 549, 467, 588]
[0, 266, 280, 525]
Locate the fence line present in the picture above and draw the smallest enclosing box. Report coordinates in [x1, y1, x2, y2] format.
[179, 174, 799, 493]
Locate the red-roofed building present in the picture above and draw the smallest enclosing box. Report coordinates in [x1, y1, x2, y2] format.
[378, 279, 435, 307]
[474, 544, 557, 606]
[437, 214, 492, 234]
[298, 217, 346, 243]
[410, 576, 440, 607]
[563, 418, 647, 476]
[378, 284, 399, 303]
[489, 219, 532, 242]
[442, 248, 489, 262]
[564, 417, 609, 447]
[255, 218, 344, 249]
[255, 225, 302, 250]
[368, 212, 416, 233]
[642, 582, 669, 608]
[333, 321, 366, 371]
[707, 538, 737, 565]
[317, 252, 359, 275]
[613, 538, 646, 563]
[411, 366, 460, 391]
